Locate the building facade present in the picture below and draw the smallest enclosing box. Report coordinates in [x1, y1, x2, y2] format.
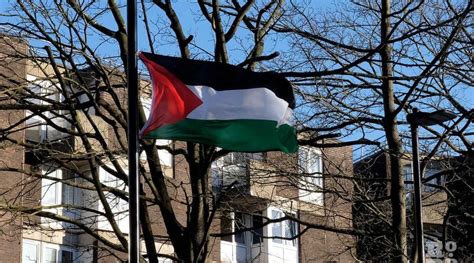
[0, 35, 356, 263]
[353, 150, 473, 261]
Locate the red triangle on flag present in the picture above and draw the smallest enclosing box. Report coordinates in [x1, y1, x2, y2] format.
[139, 52, 203, 138]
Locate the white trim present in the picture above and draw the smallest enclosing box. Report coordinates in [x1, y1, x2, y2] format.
[22, 239, 40, 263]
[41, 168, 64, 227]
[22, 239, 77, 263]
[267, 207, 298, 263]
[97, 167, 130, 234]
[25, 74, 68, 142]
[298, 147, 324, 205]
[41, 168, 62, 206]
[42, 243, 59, 263]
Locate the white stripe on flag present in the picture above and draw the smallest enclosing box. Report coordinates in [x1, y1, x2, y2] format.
[186, 85, 291, 124]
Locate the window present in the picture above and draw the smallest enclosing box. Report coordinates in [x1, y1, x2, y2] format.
[404, 163, 443, 192]
[220, 211, 251, 244]
[62, 172, 79, 208]
[43, 247, 57, 263]
[223, 152, 246, 166]
[22, 240, 39, 263]
[252, 215, 263, 244]
[221, 212, 233, 242]
[403, 164, 414, 190]
[220, 211, 252, 263]
[424, 168, 442, 192]
[234, 213, 246, 244]
[271, 210, 283, 244]
[22, 239, 76, 263]
[270, 209, 297, 247]
[41, 168, 82, 228]
[42, 169, 62, 206]
[25, 74, 67, 142]
[222, 152, 264, 166]
[62, 173, 81, 229]
[61, 250, 74, 263]
[212, 153, 249, 191]
[298, 147, 323, 205]
[98, 167, 129, 233]
[220, 211, 266, 263]
[266, 208, 298, 263]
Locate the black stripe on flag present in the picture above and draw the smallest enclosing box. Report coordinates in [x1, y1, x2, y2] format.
[140, 52, 295, 109]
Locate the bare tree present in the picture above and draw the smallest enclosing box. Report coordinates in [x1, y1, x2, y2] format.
[0, 0, 472, 262]
[0, 1, 301, 262]
[264, 0, 473, 261]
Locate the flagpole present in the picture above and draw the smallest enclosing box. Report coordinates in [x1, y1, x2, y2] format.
[127, 0, 140, 262]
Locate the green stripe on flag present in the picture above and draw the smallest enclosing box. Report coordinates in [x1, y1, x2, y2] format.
[144, 118, 298, 153]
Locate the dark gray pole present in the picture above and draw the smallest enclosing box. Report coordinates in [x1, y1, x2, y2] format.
[127, 0, 140, 262]
[409, 108, 425, 263]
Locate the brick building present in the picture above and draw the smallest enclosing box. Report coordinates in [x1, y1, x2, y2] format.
[353, 150, 473, 261]
[0, 35, 356, 263]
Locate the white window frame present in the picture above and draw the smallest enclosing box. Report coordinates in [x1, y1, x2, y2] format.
[97, 167, 129, 233]
[269, 208, 298, 247]
[25, 74, 66, 142]
[42, 243, 59, 263]
[220, 211, 255, 263]
[298, 147, 324, 205]
[22, 239, 77, 263]
[212, 152, 248, 191]
[267, 207, 299, 263]
[22, 239, 40, 263]
[41, 168, 62, 206]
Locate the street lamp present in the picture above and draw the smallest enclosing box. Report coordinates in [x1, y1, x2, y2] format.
[406, 108, 456, 263]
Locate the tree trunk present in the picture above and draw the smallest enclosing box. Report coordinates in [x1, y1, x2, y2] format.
[171, 143, 212, 263]
[381, 0, 408, 262]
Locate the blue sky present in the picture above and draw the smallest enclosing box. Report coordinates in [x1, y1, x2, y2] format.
[1, 1, 469, 158]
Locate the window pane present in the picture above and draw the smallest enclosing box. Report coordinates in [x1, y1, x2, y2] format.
[313, 176, 323, 188]
[271, 210, 282, 243]
[298, 149, 308, 173]
[284, 220, 297, 246]
[42, 169, 61, 206]
[221, 212, 233, 242]
[42, 179, 58, 205]
[44, 247, 57, 263]
[61, 250, 73, 263]
[299, 148, 322, 174]
[252, 215, 263, 244]
[284, 220, 291, 238]
[424, 168, 440, 192]
[234, 213, 245, 244]
[22, 242, 38, 263]
[62, 183, 74, 206]
[403, 165, 413, 190]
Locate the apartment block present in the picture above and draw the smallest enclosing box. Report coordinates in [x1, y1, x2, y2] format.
[0, 35, 356, 263]
[353, 150, 474, 261]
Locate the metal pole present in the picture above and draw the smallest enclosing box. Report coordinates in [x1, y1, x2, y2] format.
[410, 108, 425, 263]
[127, 0, 140, 262]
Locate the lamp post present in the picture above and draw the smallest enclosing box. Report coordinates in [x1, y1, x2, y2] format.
[406, 108, 456, 263]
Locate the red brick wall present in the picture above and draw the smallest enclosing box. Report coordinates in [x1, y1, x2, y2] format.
[299, 144, 356, 262]
[0, 35, 28, 263]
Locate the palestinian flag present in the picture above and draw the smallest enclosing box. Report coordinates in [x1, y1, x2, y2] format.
[139, 52, 298, 153]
